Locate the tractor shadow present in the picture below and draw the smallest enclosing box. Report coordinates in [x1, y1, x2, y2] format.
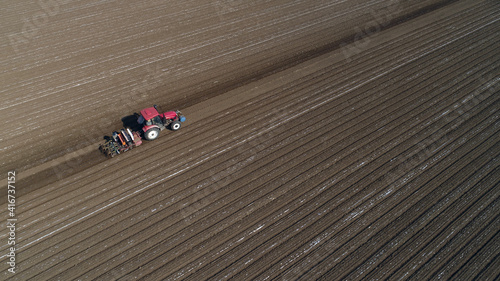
[121, 114, 142, 132]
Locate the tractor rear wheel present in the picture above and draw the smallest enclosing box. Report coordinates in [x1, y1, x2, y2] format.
[145, 128, 160, 140]
[171, 121, 181, 131]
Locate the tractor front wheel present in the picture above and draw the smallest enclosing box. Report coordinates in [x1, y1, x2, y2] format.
[145, 128, 160, 140]
[171, 121, 181, 131]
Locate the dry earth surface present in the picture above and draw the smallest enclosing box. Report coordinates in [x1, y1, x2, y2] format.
[0, 0, 499, 280]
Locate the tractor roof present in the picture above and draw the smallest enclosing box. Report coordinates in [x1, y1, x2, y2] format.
[140, 107, 160, 120]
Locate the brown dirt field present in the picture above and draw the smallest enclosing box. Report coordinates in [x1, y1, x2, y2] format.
[0, 0, 499, 280]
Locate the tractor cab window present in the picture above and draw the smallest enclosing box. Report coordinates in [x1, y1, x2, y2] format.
[152, 116, 162, 125]
[145, 119, 152, 126]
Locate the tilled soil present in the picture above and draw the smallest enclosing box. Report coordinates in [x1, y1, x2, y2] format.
[0, 0, 499, 280]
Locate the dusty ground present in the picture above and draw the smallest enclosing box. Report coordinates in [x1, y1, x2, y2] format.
[0, 0, 499, 280]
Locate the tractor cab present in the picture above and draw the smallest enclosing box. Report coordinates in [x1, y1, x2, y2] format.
[137, 105, 186, 140]
[146, 115, 163, 126]
[138, 107, 161, 124]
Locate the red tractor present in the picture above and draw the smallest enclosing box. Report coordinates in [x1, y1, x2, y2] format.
[99, 105, 186, 158]
[137, 105, 186, 140]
